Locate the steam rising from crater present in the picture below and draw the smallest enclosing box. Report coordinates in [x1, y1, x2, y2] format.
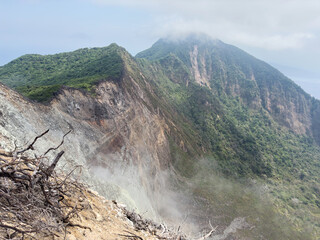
[89, 157, 313, 239]
[89, 161, 189, 229]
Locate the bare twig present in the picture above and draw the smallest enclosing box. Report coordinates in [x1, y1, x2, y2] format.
[0, 129, 88, 239]
[66, 223, 92, 231]
[0, 224, 36, 234]
[17, 129, 50, 155]
[43, 130, 72, 156]
[118, 230, 143, 240]
[195, 221, 217, 240]
[58, 165, 82, 188]
[46, 151, 64, 177]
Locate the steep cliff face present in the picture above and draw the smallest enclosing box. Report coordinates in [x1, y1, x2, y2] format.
[0, 71, 171, 219]
[137, 36, 320, 142]
[311, 99, 320, 143]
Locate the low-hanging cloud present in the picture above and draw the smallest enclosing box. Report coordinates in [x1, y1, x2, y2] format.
[2, 0, 320, 97]
[91, 0, 320, 50]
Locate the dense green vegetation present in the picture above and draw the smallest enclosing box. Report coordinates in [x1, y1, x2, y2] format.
[1, 35, 319, 238]
[136, 36, 320, 238]
[0, 44, 124, 102]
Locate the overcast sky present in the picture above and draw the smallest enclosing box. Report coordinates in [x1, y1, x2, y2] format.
[1, 0, 319, 99]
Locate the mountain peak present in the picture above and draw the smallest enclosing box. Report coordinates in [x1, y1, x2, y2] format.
[160, 32, 221, 45]
[136, 33, 223, 61]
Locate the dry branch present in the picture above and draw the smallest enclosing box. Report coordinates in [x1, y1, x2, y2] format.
[46, 151, 65, 177]
[118, 230, 144, 240]
[122, 207, 188, 240]
[43, 130, 72, 156]
[0, 130, 87, 239]
[195, 221, 217, 240]
[17, 129, 49, 155]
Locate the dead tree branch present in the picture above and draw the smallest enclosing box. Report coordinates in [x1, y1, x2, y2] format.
[0, 129, 87, 239]
[17, 129, 50, 155]
[118, 230, 143, 240]
[195, 221, 217, 240]
[43, 130, 72, 156]
[45, 151, 65, 177]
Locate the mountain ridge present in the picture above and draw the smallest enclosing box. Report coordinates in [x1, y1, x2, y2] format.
[136, 36, 320, 144]
[0, 34, 319, 239]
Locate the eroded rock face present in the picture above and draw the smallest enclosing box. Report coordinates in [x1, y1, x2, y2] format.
[189, 45, 211, 89]
[0, 77, 171, 219]
[186, 43, 320, 139]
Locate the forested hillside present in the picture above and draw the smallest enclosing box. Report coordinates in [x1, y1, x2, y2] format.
[0, 44, 123, 102]
[0, 34, 319, 239]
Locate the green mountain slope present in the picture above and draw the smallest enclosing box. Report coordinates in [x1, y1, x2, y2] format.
[0, 43, 124, 102]
[0, 34, 319, 238]
[137, 35, 320, 144]
[136, 36, 320, 176]
[136, 35, 320, 238]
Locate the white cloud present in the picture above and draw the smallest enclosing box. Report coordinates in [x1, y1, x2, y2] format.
[229, 33, 315, 50]
[90, 0, 320, 50]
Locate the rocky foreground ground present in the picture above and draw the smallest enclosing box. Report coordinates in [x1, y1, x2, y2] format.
[0, 136, 188, 240]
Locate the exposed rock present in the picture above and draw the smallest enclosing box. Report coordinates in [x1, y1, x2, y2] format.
[190, 45, 211, 89]
[0, 76, 171, 221]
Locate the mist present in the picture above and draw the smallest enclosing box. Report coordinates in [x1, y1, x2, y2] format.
[88, 159, 195, 231]
[85, 154, 312, 239]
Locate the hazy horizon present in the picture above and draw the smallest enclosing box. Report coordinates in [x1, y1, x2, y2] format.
[1, 0, 319, 99]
